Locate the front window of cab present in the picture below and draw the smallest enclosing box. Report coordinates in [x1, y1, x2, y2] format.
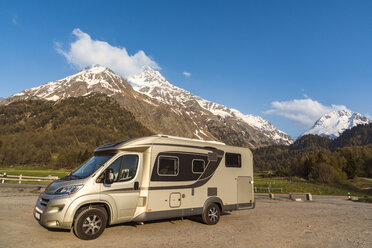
[70, 155, 114, 179]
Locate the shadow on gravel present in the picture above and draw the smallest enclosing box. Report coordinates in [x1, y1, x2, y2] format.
[44, 227, 70, 233]
[109, 212, 232, 229]
[38, 212, 235, 234]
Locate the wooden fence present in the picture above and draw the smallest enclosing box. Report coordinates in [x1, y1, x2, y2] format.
[254, 186, 283, 193]
[0, 173, 59, 184]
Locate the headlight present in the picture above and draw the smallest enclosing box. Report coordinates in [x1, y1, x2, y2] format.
[55, 185, 83, 195]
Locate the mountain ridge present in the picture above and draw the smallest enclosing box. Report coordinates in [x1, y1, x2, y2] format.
[128, 67, 293, 145]
[3, 66, 292, 147]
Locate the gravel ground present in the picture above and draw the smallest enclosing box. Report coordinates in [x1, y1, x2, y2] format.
[0, 187, 371, 248]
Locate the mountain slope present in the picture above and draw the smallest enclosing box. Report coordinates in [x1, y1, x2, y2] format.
[330, 123, 372, 150]
[0, 94, 152, 168]
[4, 66, 292, 147]
[253, 124, 372, 178]
[128, 68, 293, 145]
[303, 110, 371, 139]
[3, 66, 206, 142]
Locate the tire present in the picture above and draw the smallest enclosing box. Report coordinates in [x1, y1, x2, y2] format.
[202, 203, 220, 225]
[73, 207, 107, 240]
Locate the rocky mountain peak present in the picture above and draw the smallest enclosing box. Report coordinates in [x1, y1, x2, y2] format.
[4, 66, 128, 103]
[128, 67, 172, 88]
[303, 109, 371, 139]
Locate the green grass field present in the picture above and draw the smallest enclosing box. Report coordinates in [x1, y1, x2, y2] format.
[0, 167, 70, 184]
[1, 168, 371, 197]
[254, 173, 372, 197]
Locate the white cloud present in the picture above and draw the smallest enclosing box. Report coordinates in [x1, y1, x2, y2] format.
[183, 71, 191, 77]
[56, 28, 159, 78]
[264, 98, 348, 128]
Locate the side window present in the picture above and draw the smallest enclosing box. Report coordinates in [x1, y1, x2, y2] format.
[225, 153, 241, 168]
[119, 155, 139, 182]
[107, 157, 122, 182]
[158, 156, 179, 176]
[192, 159, 205, 174]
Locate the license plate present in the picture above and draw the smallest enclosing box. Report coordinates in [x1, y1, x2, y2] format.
[35, 212, 40, 220]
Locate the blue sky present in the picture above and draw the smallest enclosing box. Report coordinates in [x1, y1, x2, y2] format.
[1, 0, 371, 138]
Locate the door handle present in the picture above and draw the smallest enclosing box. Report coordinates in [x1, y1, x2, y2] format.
[134, 181, 139, 190]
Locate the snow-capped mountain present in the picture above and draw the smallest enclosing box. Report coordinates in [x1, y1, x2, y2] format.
[7, 66, 129, 101]
[128, 68, 293, 145]
[3, 65, 293, 147]
[303, 110, 371, 139]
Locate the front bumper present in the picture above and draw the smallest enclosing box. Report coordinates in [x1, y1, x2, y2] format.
[34, 192, 73, 229]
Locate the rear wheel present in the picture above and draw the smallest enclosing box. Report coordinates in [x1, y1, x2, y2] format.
[73, 207, 107, 240]
[202, 203, 220, 225]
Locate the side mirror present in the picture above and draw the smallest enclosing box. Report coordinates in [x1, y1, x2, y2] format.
[104, 168, 114, 184]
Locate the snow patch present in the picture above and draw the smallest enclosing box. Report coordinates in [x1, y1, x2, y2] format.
[304, 110, 371, 139]
[45, 95, 60, 101]
[128, 67, 293, 145]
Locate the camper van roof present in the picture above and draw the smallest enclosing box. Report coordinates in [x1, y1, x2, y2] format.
[151, 134, 226, 145]
[95, 134, 228, 152]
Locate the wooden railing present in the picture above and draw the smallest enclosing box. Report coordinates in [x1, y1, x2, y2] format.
[254, 186, 283, 193]
[0, 173, 59, 184]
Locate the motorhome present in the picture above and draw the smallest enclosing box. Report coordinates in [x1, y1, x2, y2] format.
[34, 135, 255, 240]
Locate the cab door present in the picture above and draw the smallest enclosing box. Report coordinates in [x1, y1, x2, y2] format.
[101, 153, 142, 222]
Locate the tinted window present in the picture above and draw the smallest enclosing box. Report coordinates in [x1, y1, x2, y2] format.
[107, 157, 122, 182]
[225, 153, 241, 167]
[192, 159, 205, 174]
[158, 156, 179, 176]
[119, 155, 139, 181]
[151, 152, 208, 182]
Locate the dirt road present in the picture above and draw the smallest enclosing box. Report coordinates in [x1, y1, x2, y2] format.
[0, 187, 371, 248]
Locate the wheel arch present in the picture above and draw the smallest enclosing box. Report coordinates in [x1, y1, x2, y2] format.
[72, 202, 112, 226]
[64, 197, 114, 228]
[203, 197, 223, 213]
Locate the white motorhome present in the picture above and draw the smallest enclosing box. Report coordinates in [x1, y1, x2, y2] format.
[34, 135, 255, 240]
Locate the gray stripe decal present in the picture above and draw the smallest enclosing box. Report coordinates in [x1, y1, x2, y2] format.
[101, 143, 225, 191]
[102, 187, 138, 193]
[147, 149, 224, 190]
[132, 203, 254, 222]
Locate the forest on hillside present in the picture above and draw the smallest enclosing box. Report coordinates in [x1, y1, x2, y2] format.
[0, 94, 153, 169]
[253, 124, 372, 183]
[0, 93, 371, 185]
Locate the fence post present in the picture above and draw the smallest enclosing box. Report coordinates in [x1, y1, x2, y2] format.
[254, 186, 257, 192]
[268, 187, 270, 193]
[280, 188, 283, 193]
[306, 193, 312, 201]
[19, 174, 22, 184]
[1, 173, 6, 184]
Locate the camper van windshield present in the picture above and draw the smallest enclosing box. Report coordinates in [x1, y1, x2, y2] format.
[70, 155, 114, 179]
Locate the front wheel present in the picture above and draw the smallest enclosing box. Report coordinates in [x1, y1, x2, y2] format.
[202, 203, 220, 225]
[73, 207, 107, 240]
